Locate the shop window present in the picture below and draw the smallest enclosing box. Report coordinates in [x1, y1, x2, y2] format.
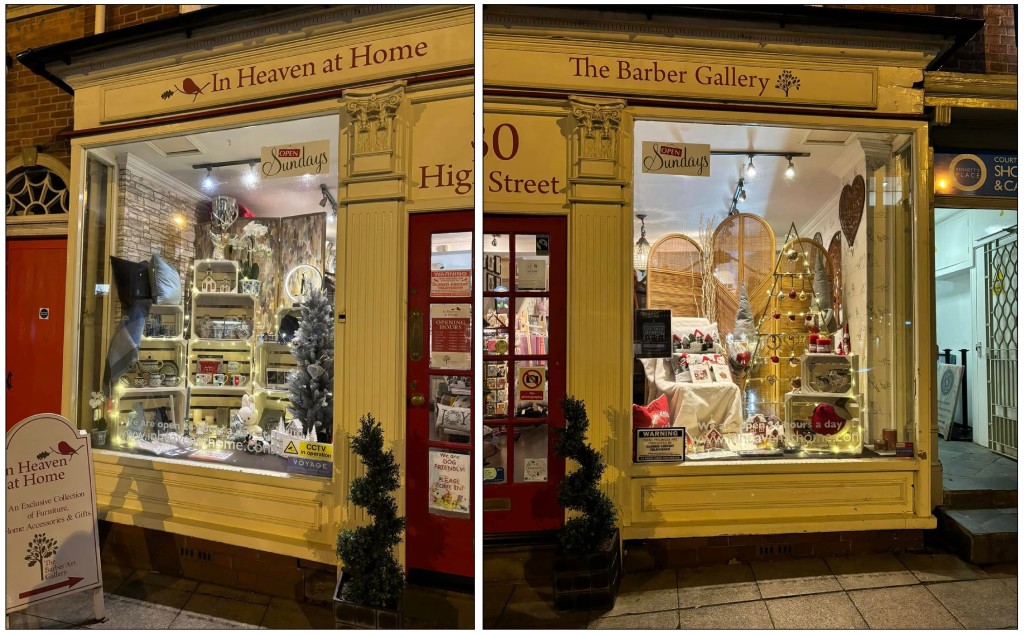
[632, 119, 915, 463]
[80, 115, 340, 475]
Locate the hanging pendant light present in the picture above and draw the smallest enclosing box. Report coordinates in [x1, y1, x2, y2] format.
[634, 214, 651, 272]
[746, 154, 757, 178]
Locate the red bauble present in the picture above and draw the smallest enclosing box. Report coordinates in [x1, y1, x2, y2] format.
[773, 312, 781, 319]
[770, 355, 780, 363]
[788, 288, 797, 299]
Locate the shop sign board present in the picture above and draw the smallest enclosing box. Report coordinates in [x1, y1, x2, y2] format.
[260, 140, 330, 180]
[429, 304, 472, 369]
[482, 113, 567, 206]
[486, 46, 877, 109]
[412, 95, 474, 201]
[634, 427, 686, 462]
[934, 152, 1017, 197]
[430, 269, 472, 297]
[516, 366, 546, 402]
[99, 21, 474, 123]
[936, 363, 964, 439]
[634, 309, 672, 358]
[641, 142, 711, 177]
[6, 414, 103, 614]
[428, 449, 470, 516]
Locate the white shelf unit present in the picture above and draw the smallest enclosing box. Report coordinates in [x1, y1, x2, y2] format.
[144, 303, 185, 340]
[254, 340, 298, 421]
[193, 259, 239, 294]
[110, 386, 189, 443]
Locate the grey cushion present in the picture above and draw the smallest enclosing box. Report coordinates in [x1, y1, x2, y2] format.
[102, 300, 152, 392]
[149, 254, 182, 305]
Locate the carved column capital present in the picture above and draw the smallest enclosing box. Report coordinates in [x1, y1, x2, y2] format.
[343, 81, 406, 157]
[569, 96, 626, 161]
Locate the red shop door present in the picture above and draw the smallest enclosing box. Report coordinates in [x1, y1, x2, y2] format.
[482, 216, 566, 535]
[405, 211, 474, 584]
[6, 238, 68, 428]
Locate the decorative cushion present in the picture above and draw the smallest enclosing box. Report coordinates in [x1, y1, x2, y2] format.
[149, 254, 182, 305]
[110, 256, 153, 311]
[671, 317, 720, 342]
[632, 394, 671, 429]
[102, 299, 152, 391]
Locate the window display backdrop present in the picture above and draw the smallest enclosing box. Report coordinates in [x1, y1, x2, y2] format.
[81, 114, 337, 476]
[633, 118, 917, 463]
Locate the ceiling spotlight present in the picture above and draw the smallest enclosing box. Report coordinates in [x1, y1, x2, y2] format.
[746, 155, 757, 178]
[201, 167, 214, 191]
[785, 156, 796, 179]
[242, 161, 259, 188]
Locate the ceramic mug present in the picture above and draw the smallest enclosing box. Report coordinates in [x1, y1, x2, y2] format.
[213, 373, 227, 386]
[134, 377, 147, 388]
[225, 361, 240, 373]
[149, 374, 164, 387]
[196, 373, 212, 386]
[231, 374, 246, 387]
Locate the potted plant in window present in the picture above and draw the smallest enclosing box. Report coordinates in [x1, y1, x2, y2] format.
[89, 391, 107, 447]
[230, 221, 271, 295]
[552, 396, 621, 612]
[334, 414, 405, 629]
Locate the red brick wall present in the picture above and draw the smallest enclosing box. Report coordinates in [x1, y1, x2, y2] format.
[5, 5, 181, 167]
[838, 4, 1017, 75]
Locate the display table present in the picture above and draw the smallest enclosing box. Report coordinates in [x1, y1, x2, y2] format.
[640, 358, 744, 430]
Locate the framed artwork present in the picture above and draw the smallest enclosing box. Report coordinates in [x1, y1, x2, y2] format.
[690, 363, 713, 384]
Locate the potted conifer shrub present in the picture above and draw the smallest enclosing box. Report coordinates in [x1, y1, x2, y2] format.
[334, 414, 405, 629]
[552, 396, 622, 612]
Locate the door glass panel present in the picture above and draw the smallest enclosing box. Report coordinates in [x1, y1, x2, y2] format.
[430, 232, 472, 299]
[514, 359, 548, 417]
[485, 361, 509, 419]
[484, 234, 510, 291]
[483, 327, 510, 356]
[514, 424, 548, 483]
[429, 303, 471, 370]
[483, 296, 510, 328]
[483, 424, 507, 484]
[515, 297, 549, 355]
[429, 375, 471, 443]
[516, 234, 550, 292]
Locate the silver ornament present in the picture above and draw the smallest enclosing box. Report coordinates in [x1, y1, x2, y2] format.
[307, 364, 325, 379]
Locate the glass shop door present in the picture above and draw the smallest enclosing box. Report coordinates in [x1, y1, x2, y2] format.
[405, 211, 474, 583]
[482, 215, 567, 534]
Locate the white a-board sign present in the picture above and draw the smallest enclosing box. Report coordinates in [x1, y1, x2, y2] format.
[6, 414, 104, 618]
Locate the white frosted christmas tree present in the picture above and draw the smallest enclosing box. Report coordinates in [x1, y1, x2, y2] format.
[287, 288, 334, 443]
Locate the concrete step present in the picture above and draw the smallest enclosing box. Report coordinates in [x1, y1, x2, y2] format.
[483, 544, 556, 584]
[942, 482, 1016, 509]
[935, 507, 1017, 565]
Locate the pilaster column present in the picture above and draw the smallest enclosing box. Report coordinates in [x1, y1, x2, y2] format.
[566, 96, 631, 521]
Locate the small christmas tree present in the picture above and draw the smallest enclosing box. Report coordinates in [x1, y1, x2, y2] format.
[555, 396, 617, 554]
[336, 414, 406, 609]
[287, 287, 334, 442]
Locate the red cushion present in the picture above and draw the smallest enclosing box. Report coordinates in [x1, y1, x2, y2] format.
[632, 394, 671, 428]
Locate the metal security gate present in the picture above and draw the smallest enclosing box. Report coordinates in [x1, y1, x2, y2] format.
[982, 230, 1018, 458]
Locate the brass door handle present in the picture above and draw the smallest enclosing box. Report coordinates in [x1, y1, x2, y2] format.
[410, 380, 426, 407]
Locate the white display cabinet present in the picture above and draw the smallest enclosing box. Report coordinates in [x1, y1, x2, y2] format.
[784, 390, 863, 456]
[801, 354, 856, 394]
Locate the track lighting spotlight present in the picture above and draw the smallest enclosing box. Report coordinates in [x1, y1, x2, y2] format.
[201, 167, 214, 191]
[785, 156, 796, 179]
[746, 155, 757, 178]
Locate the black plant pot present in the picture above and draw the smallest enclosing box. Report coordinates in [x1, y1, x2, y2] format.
[552, 528, 622, 612]
[333, 571, 403, 630]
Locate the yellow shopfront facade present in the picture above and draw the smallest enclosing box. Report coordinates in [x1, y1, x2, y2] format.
[21, 5, 474, 581]
[482, 6, 978, 547]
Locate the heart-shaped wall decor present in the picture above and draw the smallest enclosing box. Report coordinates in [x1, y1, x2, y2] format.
[839, 175, 866, 248]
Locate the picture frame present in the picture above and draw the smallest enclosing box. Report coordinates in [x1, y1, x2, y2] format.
[710, 363, 733, 383]
[690, 362, 713, 384]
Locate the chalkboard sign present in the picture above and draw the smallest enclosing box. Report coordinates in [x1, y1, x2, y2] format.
[937, 363, 964, 439]
[634, 309, 672, 358]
